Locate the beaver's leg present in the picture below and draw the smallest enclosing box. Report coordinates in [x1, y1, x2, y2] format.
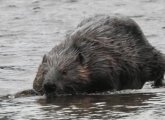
[151, 65, 164, 87]
[153, 73, 164, 87]
[14, 89, 39, 98]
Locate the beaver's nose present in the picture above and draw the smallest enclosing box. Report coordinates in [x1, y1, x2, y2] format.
[44, 82, 57, 94]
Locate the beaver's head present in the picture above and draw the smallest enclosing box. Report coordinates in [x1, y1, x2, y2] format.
[43, 42, 91, 97]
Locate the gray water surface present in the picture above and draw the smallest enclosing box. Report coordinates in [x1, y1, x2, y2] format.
[0, 0, 165, 119]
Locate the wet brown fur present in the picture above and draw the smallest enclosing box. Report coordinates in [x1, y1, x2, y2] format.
[78, 65, 90, 80]
[32, 14, 165, 96]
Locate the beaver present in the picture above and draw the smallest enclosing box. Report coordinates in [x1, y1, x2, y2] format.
[33, 14, 165, 97]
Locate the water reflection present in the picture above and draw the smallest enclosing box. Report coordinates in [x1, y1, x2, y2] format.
[36, 93, 156, 119]
[0, 88, 165, 119]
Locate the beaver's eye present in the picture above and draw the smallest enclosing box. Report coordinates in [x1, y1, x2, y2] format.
[62, 70, 67, 75]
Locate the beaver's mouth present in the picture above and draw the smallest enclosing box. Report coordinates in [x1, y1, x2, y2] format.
[43, 82, 91, 98]
[44, 86, 81, 98]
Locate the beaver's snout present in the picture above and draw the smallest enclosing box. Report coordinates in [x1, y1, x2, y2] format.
[44, 82, 57, 95]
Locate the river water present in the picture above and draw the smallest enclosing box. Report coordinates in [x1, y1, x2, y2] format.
[0, 0, 165, 119]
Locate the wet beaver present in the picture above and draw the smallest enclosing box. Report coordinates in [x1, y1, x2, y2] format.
[33, 15, 165, 97]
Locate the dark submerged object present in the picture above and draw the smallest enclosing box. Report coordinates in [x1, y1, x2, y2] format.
[33, 15, 165, 97]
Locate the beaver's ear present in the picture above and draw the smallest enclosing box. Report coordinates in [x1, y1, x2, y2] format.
[77, 53, 85, 65]
[42, 54, 47, 63]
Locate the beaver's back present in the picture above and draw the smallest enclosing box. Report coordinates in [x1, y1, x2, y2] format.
[70, 15, 165, 89]
[72, 15, 151, 61]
